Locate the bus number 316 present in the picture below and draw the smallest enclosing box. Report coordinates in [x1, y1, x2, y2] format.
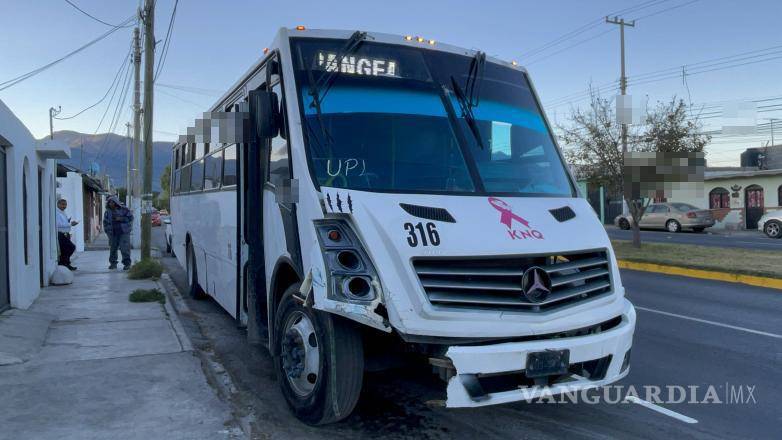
[404, 222, 440, 247]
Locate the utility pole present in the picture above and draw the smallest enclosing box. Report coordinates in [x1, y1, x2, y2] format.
[606, 16, 635, 154]
[131, 24, 142, 249]
[766, 118, 780, 146]
[141, 0, 155, 260]
[48, 106, 61, 139]
[125, 122, 132, 206]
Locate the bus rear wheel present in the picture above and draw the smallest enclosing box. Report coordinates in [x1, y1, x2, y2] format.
[186, 243, 206, 299]
[273, 283, 364, 425]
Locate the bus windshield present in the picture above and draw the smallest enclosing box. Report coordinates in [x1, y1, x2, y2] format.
[291, 38, 574, 197]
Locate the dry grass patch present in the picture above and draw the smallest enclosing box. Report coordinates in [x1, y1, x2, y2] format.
[129, 288, 166, 304]
[611, 240, 782, 279]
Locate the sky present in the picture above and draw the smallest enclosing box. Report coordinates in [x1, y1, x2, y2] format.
[1, 0, 781, 167]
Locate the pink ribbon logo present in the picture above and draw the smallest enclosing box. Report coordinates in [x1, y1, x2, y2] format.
[488, 197, 530, 229]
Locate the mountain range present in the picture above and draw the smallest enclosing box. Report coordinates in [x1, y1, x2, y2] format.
[46, 130, 173, 192]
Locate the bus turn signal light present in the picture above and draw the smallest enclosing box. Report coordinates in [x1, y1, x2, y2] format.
[295, 25, 306, 31]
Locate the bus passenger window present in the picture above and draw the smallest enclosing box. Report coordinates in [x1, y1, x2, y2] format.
[268, 83, 289, 186]
[190, 159, 204, 191]
[204, 150, 223, 190]
[173, 169, 180, 194]
[180, 165, 191, 192]
[222, 144, 237, 187]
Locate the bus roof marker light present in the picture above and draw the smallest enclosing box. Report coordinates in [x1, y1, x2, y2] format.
[428, 39, 436, 45]
[404, 35, 413, 41]
[295, 25, 306, 31]
[511, 60, 518, 66]
[263, 47, 269, 54]
[416, 36, 425, 43]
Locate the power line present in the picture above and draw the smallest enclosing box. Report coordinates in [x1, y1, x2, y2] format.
[544, 44, 782, 109]
[95, 62, 134, 164]
[156, 88, 207, 108]
[520, 0, 670, 60]
[154, 0, 179, 81]
[632, 0, 701, 21]
[63, 0, 134, 28]
[0, 15, 134, 91]
[155, 82, 223, 96]
[93, 60, 132, 135]
[54, 48, 131, 120]
[523, 0, 695, 66]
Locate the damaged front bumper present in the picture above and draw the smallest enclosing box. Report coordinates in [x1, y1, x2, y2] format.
[445, 299, 635, 408]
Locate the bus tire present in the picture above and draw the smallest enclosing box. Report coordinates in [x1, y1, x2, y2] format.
[186, 243, 206, 300]
[273, 283, 363, 425]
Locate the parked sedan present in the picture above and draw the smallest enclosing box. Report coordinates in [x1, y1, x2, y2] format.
[614, 202, 715, 233]
[758, 210, 782, 238]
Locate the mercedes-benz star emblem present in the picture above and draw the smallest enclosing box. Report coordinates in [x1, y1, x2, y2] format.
[521, 266, 552, 303]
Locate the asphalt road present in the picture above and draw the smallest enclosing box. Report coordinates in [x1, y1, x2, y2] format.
[606, 226, 782, 250]
[153, 228, 781, 439]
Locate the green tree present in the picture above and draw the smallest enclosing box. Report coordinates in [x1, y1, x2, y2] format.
[160, 164, 171, 193]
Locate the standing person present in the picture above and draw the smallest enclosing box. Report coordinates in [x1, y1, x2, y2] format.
[55, 199, 79, 271]
[103, 195, 133, 270]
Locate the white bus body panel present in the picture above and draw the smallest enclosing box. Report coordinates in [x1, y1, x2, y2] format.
[171, 189, 238, 315]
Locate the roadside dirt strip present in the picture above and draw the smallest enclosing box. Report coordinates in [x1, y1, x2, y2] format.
[617, 260, 782, 290]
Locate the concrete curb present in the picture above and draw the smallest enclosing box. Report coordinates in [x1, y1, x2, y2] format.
[157, 274, 194, 352]
[156, 273, 253, 437]
[617, 260, 782, 290]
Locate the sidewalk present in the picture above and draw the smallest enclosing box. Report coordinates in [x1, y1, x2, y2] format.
[0, 251, 242, 440]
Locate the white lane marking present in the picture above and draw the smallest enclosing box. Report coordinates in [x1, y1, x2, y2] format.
[625, 396, 698, 424]
[636, 306, 782, 340]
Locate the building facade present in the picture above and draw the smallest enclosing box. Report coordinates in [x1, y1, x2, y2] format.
[56, 164, 107, 252]
[665, 168, 782, 230]
[0, 100, 69, 310]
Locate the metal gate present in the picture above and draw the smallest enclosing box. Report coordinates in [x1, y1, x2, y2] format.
[0, 147, 10, 310]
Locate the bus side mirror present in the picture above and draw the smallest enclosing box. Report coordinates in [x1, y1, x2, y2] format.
[250, 90, 280, 139]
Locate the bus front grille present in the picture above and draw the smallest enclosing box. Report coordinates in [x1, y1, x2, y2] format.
[412, 250, 612, 312]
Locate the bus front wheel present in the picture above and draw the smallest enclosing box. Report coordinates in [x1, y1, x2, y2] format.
[273, 283, 364, 425]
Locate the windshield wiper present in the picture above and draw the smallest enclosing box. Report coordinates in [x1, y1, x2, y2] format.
[306, 31, 367, 144]
[450, 51, 486, 149]
[450, 76, 485, 150]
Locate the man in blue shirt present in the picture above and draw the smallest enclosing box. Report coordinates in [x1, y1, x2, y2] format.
[103, 195, 133, 270]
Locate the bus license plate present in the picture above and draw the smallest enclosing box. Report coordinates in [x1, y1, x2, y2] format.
[526, 349, 570, 378]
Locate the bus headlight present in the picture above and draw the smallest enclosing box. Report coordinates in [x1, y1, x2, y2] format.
[315, 220, 380, 302]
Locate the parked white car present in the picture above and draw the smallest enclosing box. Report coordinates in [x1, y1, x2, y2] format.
[758, 210, 782, 239]
[163, 217, 174, 254]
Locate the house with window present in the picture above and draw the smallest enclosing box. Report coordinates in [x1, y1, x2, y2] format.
[0, 100, 70, 311]
[702, 168, 782, 230]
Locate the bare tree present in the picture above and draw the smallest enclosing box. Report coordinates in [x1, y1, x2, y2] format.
[559, 88, 637, 198]
[640, 98, 710, 153]
[560, 94, 710, 247]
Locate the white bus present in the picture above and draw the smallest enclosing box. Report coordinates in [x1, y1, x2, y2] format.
[170, 27, 636, 425]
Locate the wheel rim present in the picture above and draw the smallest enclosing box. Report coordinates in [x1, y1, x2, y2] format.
[668, 221, 679, 232]
[281, 311, 320, 397]
[768, 223, 780, 237]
